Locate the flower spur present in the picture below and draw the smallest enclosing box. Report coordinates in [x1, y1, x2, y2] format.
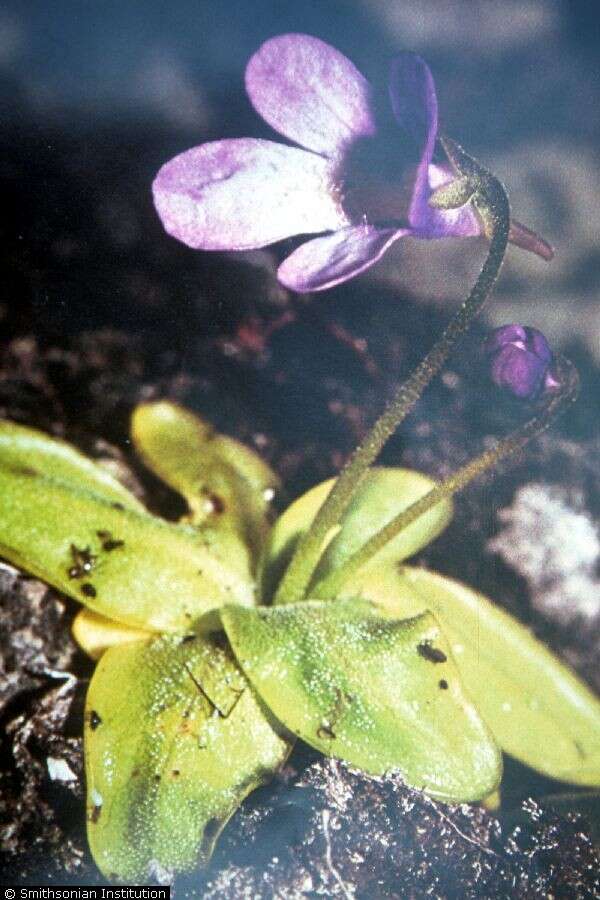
[153, 33, 553, 292]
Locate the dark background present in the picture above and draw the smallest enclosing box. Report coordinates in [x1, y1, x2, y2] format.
[1, 0, 599, 349]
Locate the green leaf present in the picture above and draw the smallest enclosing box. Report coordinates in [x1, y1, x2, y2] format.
[131, 402, 280, 563]
[261, 468, 452, 602]
[0, 419, 143, 510]
[343, 565, 600, 786]
[72, 608, 152, 659]
[221, 600, 501, 802]
[85, 632, 291, 881]
[0, 461, 254, 631]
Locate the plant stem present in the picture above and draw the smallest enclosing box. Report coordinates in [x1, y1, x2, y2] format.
[274, 139, 510, 606]
[312, 357, 579, 599]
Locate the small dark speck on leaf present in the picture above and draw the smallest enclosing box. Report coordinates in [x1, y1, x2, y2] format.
[417, 641, 447, 664]
[81, 582, 97, 598]
[111, 502, 125, 511]
[202, 489, 226, 515]
[317, 723, 336, 740]
[172, 769, 180, 778]
[89, 710, 102, 730]
[9, 464, 38, 477]
[438, 679, 449, 690]
[97, 530, 125, 551]
[68, 543, 97, 579]
[154, 774, 161, 782]
[181, 634, 196, 644]
[104, 539, 124, 550]
[89, 805, 102, 824]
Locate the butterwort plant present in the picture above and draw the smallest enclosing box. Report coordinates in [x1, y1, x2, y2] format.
[0, 344, 597, 883]
[1, 33, 598, 886]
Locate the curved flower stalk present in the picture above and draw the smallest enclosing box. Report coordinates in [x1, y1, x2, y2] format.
[273, 135, 511, 604]
[153, 33, 553, 292]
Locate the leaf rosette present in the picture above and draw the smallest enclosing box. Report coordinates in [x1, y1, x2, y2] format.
[0, 402, 598, 882]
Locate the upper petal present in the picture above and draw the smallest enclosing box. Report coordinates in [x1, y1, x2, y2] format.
[277, 224, 412, 293]
[152, 138, 346, 251]
[389, 54, 438, 229]
[245, 34, 376, 158]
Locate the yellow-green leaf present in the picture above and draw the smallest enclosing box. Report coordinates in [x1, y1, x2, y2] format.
[221, 601, 501, 802]
[261, 468, 452, 602]
[0, 419, 143, 510]
[0, 462, 254, 631]
[131, 402, 279, 563]
[85, 632, 291, 881]
[72, 608, 152, 659]
[343, 564, 600, 786]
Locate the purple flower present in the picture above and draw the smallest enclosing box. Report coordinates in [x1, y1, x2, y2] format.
[153, 34, 553, 293]
[484, 324, 559, 399]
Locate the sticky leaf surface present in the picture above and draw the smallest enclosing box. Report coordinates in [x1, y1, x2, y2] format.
[0, 461, 254, 631]
[221, 600, 501, 801]
[85, 632, 291, 881]
[0, 420, 143, 510]
[344, 565, 600, 785]
[131, 402, 279, 562]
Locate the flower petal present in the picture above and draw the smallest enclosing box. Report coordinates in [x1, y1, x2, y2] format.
[389, 54, 438, 228]
[414, 164, 482, 239]
[389, 53, 437, 156]
[489, 345, 547, 398]
[245, 34, 376, 158]
[152, 138, 346, 251]
[277, 225, 412, 293]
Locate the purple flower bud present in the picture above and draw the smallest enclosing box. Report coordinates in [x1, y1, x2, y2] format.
[484, 325, 558, 399]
